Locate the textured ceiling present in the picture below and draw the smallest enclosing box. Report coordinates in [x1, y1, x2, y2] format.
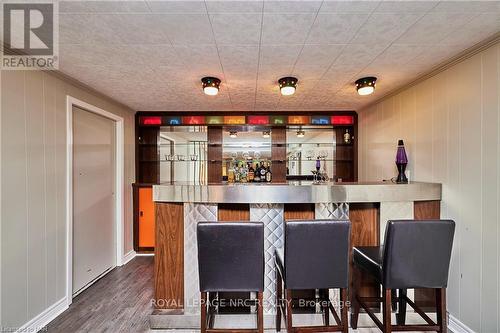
[58, 0, 500, 111]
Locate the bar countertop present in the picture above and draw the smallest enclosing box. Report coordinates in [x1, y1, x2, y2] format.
[152, 181, 441, 204]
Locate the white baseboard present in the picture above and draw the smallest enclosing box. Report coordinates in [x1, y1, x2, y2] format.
[136, 253, 154, 256]
[448, 313, 476, 333]
[16, 297, 68, 333]
[121, 250, 136, 265]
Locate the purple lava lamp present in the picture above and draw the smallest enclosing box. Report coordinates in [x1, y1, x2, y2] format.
[396, 139, 408, 184]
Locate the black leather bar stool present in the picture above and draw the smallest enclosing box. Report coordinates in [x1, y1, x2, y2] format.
[351, 219, 455, 333]
[197, 221, 264, 333]
[275, 219, 351, 333]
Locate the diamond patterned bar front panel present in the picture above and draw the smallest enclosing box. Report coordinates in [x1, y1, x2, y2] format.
[250, 204, 284, 314]
[184, 203, 218, 314]
[315, 203, 349, 220]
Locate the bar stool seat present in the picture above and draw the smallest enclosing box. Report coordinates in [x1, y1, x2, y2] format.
[275, 219, 351, 333]
[197, 221, 264, 333]
[351, 219, 455, 333]
[352, 246, 383, 282]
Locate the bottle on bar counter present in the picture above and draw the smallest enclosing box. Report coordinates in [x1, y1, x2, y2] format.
[259, 162, 267, 182]
[235, 162, 241, 182]
[254, 163, 261, 182]
[228, 161, 235, 183]
[248, 163, 255, 182]
[240, 162, 248, 183]
[266, 163, 272, 182]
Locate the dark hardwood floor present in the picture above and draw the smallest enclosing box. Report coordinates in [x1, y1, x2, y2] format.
[47, 256, 154, 333]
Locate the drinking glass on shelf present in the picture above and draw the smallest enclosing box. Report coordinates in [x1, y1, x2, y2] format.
[165, 154, 174, 161]
[176, 154, 185, 161]
[190, 154, 198, 161]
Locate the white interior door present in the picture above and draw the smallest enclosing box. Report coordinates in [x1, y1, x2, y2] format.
[72, 106, 116, 295]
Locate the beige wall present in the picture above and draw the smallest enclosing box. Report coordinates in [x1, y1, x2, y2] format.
[358, 41, 500, 332]
[1, 70, 135, 328]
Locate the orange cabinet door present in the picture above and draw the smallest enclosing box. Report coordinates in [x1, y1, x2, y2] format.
[138, 187, 155, 248]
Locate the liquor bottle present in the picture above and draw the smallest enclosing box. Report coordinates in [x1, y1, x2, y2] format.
[240, 162, 248, 183]
[228, 161, 235, 183]
[254, 163, 261, 182]
[248, 163, 255, 182]
[343, 129, 351, 144]
[235, 162, 241, 182]
[259, 162, 267, 182]
[265, 164, 272, 182]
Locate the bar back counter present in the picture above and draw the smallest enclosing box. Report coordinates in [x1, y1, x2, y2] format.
[150, 181, 441, 329]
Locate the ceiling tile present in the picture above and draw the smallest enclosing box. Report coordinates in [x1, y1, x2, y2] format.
[350, 12, 423, 47]
[210, 13, 262, 45]
[320, 1, 379, 13]
[258, 45, 303, 80]
[218, 45, 260, 80]
[261, 13, 317, 44]
[59, 14, 93, 44]
[367, 44, 429, 71]
[263, 0, 322, 13]
[292, 44, 345, 80]
[396, 12, 477, 45]
[87, 14, 169, 45]
[172, 44, 224, 76]
[374, 1, 438, 13]
[433, 1, 500, 13]
[146, 1, 207, 13]
[156, 14, 215, 44]
[439, 13, 500, 47]
[206, 1, 264, 13]
[306, 13, 369, 44]
[60, 1, 150, 13]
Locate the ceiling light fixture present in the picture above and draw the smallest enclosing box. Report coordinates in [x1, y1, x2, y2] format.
[229, 131, 238, 138]
[201, 77, 221, 96]
[296, 130, 305, 138]
[355, 77, 377, 96]
[262, 131, 271, 138]
[279, 76, 298, 96]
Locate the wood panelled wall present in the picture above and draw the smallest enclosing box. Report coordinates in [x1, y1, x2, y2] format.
[1, 70, 136, 329]
[358, 41, 500, 331]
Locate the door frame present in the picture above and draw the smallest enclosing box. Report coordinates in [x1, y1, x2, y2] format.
[65, 96, 125, 305]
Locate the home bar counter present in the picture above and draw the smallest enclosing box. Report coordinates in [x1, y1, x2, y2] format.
[150, 181, 442, 329]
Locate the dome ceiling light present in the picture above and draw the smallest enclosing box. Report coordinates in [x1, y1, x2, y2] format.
[355, 77, 377, 96]
[201, 77, 221, 96]
[279, 76, 298, 96]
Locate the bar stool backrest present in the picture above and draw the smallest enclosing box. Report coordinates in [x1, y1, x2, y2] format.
[284, 219, 350, 289]
[197, 221, 264, 292]
[382, 219, 455, 289]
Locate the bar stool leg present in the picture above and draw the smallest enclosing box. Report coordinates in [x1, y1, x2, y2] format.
[436, 288, 447, 332]
[257, 291, 264, 333]
[321, 289, 329, 326]
[396, 289, 407, 325]
[200, 292, 207, 333]
[383, 288, 392, 333]
[340, 288, 348, 333]
[285, 289, 294, 333]
[350, 266, 361, 329]
[276, 265, 282, 332]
